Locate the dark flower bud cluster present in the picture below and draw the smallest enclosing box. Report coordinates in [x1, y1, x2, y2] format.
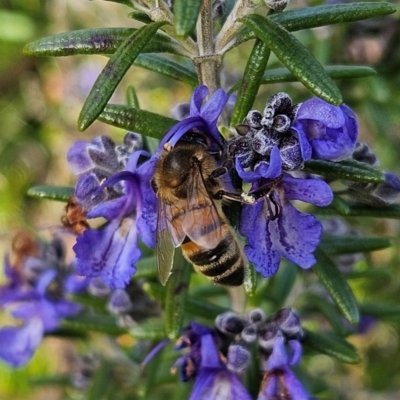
[170, 307, 307, 399]
[228, 92, 303, 171]
[343, 142, 400, 207]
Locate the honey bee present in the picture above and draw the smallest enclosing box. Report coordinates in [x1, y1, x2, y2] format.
[61, 197, 90, 235]
[151, 134, 248, 286]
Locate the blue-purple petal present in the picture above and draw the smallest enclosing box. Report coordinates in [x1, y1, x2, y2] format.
[0, 319, 44, 367]
[74, 218, 140, 289]
[293, 98, 358, 161]
[239, 201, 281, 277]
[190, 85, 209, 116]
[282, 175, 333, 207]
[67, 141, 95, 175]
[283, 368, 310, 400]
[268, 201, 321, 269]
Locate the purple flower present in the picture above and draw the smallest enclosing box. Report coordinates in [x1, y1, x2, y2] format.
[67, 133, 142, 211]
[258, 333, 309, 400]
[174, 323, 252, 400]
[291, 97, 358, 161]
[73, 150, 157, 289]
[158, 85, 228, 152]
[0, 236, 85, 367]
[238, 147, 333, 277]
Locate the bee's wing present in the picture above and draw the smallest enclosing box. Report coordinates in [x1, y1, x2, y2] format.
[156, 199, 186, 285]
[182, 164, 223, 249]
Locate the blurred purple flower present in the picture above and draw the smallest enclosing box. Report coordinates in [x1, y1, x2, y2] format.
[291, 98, 358, 161]
[174, 322, 252, 400]
[0, 236, 85, 367]
[258, 333, 309, 400]
[238, 147, 333, 277]
[73, 150, 157, 289]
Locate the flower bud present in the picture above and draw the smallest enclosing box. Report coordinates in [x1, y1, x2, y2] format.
[108, 289, 133, 315]
[215, 312, 245, 335]
[227, 341, 251, 373]
[272, 308, 303, 339]
[248, 308, 266, 325]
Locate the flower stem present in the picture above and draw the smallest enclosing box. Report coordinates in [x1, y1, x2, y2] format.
[194, 0, 221, 95]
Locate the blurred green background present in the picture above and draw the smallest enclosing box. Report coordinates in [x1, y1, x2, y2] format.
[1, 0, 400, 399]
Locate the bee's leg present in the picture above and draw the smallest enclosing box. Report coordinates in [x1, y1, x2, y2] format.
[247, 175, 283, 202]
[209, 166, 228, 182]
[214, 189, 256, 205]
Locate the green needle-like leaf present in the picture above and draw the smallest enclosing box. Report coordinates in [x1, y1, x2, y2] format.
[174, 0, 202, 37]
[98, 104, 176, 139]
[359, 303, 400, 319]
[126, 85, 140, 108]
[304, 159, 385, 183]
[78, 21, 167, 131]
[228, 65, 376, 93]
[238, 3, 396, 44]
[130, 318, 166, 340]
[230, 39, 270, 126]
[164, 251, 191, 339]
[303, 295, 350, 336]
[303, 329, 360, 364]
[321, 235, 391, 255]
[314, 248, 359, 325]
[24, 28, 181, 57]
[241, 14, 342, 105]
[135, 54, 198, 86]
[27, 185, 74, 202]
[185, 296, 229, 320]
[62, 313, 127, 335]
[272, 2, 396, 32]
[314, 202, 400, 219]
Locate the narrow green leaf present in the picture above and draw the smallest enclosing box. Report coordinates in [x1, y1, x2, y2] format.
[78, 21, 167, 131]
[164, 251, 191, 339]
[23, 28, 181, 57]
[128, 11, 153, 24]
[135, 256, 158, 279]
[61, 313, 127, 335]
[228, 65, 376, 93]
[135, 54, 198, 86]
[321, 235, 391, 255]
[104, 0, 133, 7]
[344, 268, 391, 280]
[243, 263, 258, 297]
[314, 248, 359, 325]
[185, 296, 229, 320]
[231, 39, 270, 126]
[130, 318, 166, 340]
[304, 159, 385, 183]
[238, 3, 396, 44]
[304, 295, 350, 336]
[253, 262, 297, 308]
[30, 374, 71, 386]
[272, 2, 396, 32]
[330, 195, 351, 216]
[87, 360, 113, 400]
[27, 185, 74, 202]
[126, 85, 139, 108]
[241, 14, 342, 105]
[359, 303, 400, 318]
[315, 202, 400, 219]
[303, 329, 360, 364]
[98, 104, 176, 139]
[174, 0, 202, 37]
